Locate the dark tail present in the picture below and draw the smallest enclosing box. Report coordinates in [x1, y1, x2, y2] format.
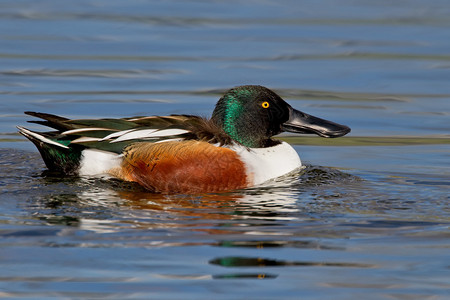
[17, 126, 81, 174]
[24, 111, 71, 131]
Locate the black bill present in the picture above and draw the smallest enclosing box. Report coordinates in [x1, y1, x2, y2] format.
[281, 106, 351, 138]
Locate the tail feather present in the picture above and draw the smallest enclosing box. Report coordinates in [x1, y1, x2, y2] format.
[17, 126, 82, 174]
[24, 111, 71, 131]
[17, 126, 69, 149]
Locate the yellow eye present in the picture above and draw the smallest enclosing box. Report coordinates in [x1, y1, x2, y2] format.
[261, 101, 270, 108]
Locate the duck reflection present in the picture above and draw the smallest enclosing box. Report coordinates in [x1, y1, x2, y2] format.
[28, 169, 376, 281]
[32, 165, 361, 236]
[31, 169, 307, 236]
[30, 170, 306, 241]
[210, 256, 374, 269]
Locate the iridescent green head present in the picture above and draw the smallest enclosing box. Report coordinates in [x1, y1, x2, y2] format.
[211, 85, 351, 148]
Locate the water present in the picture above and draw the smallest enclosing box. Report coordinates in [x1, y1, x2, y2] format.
[1, 0, 449, 299]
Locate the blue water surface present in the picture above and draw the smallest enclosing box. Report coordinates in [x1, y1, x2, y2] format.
[0, 1, 449, 299]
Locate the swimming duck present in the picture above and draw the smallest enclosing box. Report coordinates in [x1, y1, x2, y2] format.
[18, 85, 350, 193]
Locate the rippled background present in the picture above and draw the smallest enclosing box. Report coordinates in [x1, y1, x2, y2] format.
[1, 1, 449, 299]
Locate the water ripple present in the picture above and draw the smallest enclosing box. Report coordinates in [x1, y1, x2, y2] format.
[2, 11, 450, 27]
[1, 68, 186, 78]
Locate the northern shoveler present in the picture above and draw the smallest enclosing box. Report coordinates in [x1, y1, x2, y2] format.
[18, 85, 350, 193]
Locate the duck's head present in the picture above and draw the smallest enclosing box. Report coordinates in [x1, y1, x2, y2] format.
[211, 85, 351, 148]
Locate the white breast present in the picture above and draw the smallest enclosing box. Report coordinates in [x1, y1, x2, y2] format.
[230, 141, 302, 186]
[78, 149, 122, 176]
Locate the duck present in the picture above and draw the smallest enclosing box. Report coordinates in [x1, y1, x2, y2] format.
[18, 85, 350, 193]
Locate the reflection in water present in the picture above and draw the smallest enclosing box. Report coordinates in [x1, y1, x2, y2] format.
[14, 163, 358, 237]
[6, 164, 375, 282]
[217, 240, 343, 250]
[155, 273, 278, 280]
[213, 273, 277, 279]
[19, 163, 421, 229]
[209, 256, 375, 268]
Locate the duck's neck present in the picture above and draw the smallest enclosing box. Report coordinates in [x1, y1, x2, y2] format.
[211, 96, 266, 148]
[211, 119, 264, 148]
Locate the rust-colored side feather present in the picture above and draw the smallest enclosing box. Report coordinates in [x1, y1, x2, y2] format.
[111, 140, 248, 193]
